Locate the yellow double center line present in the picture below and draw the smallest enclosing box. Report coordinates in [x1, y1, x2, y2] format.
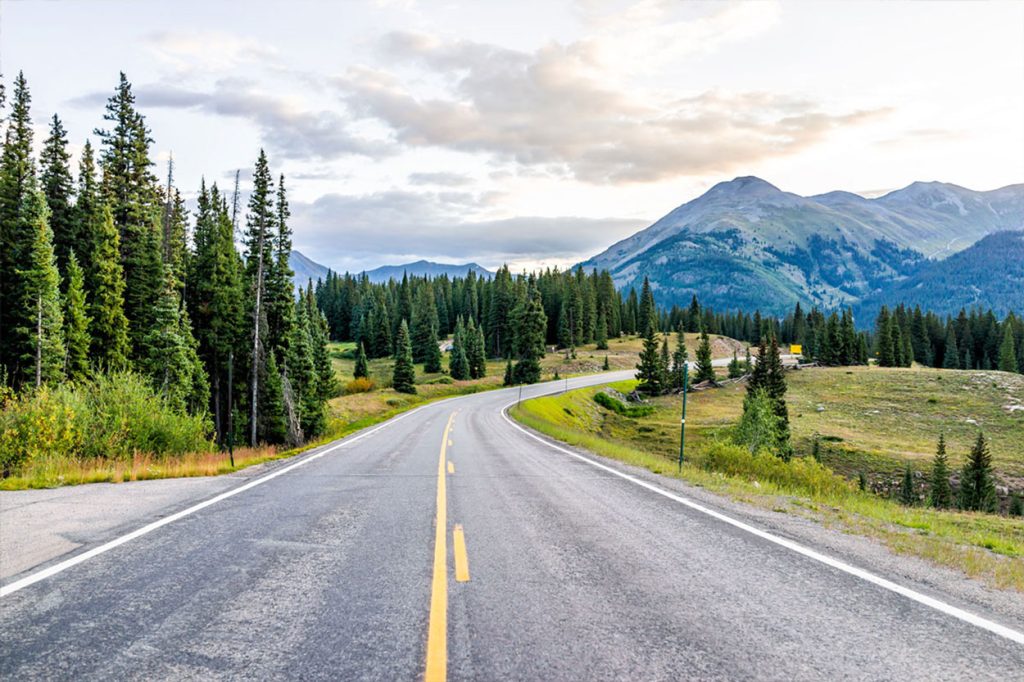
[425, 413, 456, 682]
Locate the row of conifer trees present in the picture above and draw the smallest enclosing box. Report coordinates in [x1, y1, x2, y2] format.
[0, 72, 335, 449]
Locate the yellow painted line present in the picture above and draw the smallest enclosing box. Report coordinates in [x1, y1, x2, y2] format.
[447, 461, 455, 475]
[453, 525, 470, 582]
[425, 412, 455, 682]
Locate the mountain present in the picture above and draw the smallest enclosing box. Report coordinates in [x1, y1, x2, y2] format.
[857, 231, 1024, 319]
[290, 250, 331, 291]
[579, 177, 1024, 315]
[362, 260, 493, 283]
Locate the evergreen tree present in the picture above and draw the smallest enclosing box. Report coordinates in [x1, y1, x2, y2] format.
[670, 325, 689, 390]
[488, 265, 515, 358]
[1010, 493, 1023, 517]
[595, 308, 609, 350]
[512, 287, 547, 385]
[449, 317, 470, 380]
[998, 324, 1018, 373]
[74, 142, 101, 296]
[424, 321, 443, 373]
[86, 204, 131, 371]
[858, 471, 868, 492]
[467, 317, 487, 379]
[392, 319, 416, 394]
[354, 342, 369, 379]
[139, 271, 206, 413]
[503, 358, 514, 386]
[0, 72, 38, 386]
[638, 276, 656, 337]
[694, 326, 715, 383]
[39, 114, 76, 278]
[307, 288, 338, 403]
[635, 311, 663, 395]
[899, 465, 916, 505]
[959, 432, 997, 513]
[929, 434, 952, 509]
[810, 436, 821, 462]
[257, 352, 287, 444]
[727, 351, 744, 379]
[264, 174, 295, 365]
[412, 282, 439, 363]
[244, 150, 275, 445]
[62, 251, 91, 382]
[95, 72, 164, 356]
[746, 334, 791, 459]
[603, 355, 610, 371]
[18, 190, 66, 387]
[286, 297, 319, 441]
[942, 322, 960, 369]
[659, 335, 671, 389]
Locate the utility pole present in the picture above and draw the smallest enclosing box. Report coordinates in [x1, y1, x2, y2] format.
[678, 363, 689, 471]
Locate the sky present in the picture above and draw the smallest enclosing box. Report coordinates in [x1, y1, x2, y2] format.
[3, 0, 1023, 273]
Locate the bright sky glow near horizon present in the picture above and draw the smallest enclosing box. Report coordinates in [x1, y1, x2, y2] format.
[3, 0, 1023, 272]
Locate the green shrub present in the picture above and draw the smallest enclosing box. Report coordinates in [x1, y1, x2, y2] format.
[0, 372, 212, 475]
[593, 391, 655, 418]
[699, 440, 852, 500]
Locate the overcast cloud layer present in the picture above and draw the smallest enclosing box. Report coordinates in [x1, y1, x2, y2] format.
[4, 0, 1023, 272]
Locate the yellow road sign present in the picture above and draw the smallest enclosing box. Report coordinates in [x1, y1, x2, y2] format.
[790, 344, 803, 355]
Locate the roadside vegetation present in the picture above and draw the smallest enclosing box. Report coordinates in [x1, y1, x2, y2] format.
[511, 363, 1024, 591]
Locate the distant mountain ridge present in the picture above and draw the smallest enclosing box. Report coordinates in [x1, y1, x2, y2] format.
[579, 176, 1024, 315]
[857, 231, 1024, 320]
[288, 252, 493, 289]
[361, 260, 493, 283]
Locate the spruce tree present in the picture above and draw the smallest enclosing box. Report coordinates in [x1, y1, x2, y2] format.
[95, 72, 164, 357]
[635, 311, 663, 395]
[354, 342, 369, 379]
[307, 288, 338, 402]
[62, 251, 91, 382]
[746, 334, 791, 459]
[1010, 493, 1023, 517]
[244, 150, 275, 444]
[286, 298, 319, 441]
[449, 317, 470, 380]
[0, 72, 37, 386]
[670, 325, 689, 390]
[694, 326, 715, 383]
[503, 358, 514, 386]
[998, 324, 1018, 373]
[74, 141, 101, 296]
[899, 465, 916, 505]
[727, 351, 743, 379]
[659, 335, 671, 389]
[140, 271, 206, 413]
[392, 319, 416, 393]
[929, 434, 952, 509]
[467, 317, 487, 379]
[638, 276, 656, 338]
[264, 174, 296, 365]
[942, 322, 960, 369]
[39, 114, 76, 278]
[18, 190, 66, 388]
[959, 432, 997, 513]
[512, 287, 547, 385]
[858, 471, 868, 492]
[258, 351, 287, 444]
[424, 321, 443, 374]
[595, 308, 609, 350]
[412, 282, 440, 364]
[87, 204, 131, 371]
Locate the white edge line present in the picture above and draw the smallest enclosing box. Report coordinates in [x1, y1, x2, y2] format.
[0, 403, 430, 598]
[501, 401, 1024, 646]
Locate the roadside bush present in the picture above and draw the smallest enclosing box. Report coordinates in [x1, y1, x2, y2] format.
[699, 440, 852, 500]
[344, 377, 376, 395]
[0, 372, 213, 475]
[593, 391, 655, 418]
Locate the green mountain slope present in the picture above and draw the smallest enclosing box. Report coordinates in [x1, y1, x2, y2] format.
[580, 177, 1023, 315]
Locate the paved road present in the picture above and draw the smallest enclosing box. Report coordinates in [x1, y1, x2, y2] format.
[2, 370, 1023, 680]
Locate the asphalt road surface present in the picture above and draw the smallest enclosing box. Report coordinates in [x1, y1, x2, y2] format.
[2, 369, 1023, 680]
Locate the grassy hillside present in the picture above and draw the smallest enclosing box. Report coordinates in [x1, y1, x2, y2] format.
[511, 367, 1024, 590]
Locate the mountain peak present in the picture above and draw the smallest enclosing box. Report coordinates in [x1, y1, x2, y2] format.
[707, 176, 782, 195]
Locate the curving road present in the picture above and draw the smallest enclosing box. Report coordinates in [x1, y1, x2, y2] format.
[1, 370, 1023, 680]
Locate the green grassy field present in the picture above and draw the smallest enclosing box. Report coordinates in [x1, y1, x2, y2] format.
[510, 368, 1024, 591]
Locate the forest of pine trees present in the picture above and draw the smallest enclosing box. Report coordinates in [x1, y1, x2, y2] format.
[0, 72, 335, 468]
